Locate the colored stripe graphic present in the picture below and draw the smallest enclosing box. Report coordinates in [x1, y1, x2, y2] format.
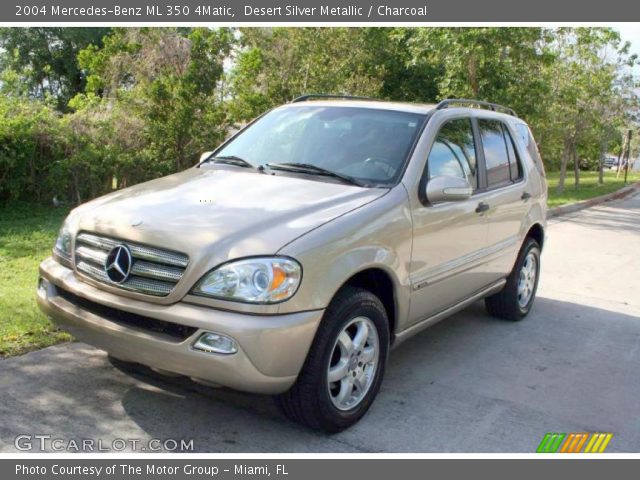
[538, 432, 613, 453]
[572, 433, 589, 453]
[536, 433, 566, 453]
[560, 433, 578, 453]
[584, 433, 613, 453]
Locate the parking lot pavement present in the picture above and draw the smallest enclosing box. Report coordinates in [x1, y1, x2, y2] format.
[1, 194, 639, 453]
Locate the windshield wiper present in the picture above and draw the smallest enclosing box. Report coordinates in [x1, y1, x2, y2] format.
[265, 162, 367, 187]
[209, 155, 256, 169]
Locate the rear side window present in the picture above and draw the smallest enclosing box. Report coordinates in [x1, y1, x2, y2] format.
[504, 127, 523, 182]
[427, 118, 477, 190]
[478, 119, 511, 188]
[515, 123, 546, 177]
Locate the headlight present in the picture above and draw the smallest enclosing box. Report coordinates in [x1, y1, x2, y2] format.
[192, 257, 302, 304]
[54, 220, 72, 261]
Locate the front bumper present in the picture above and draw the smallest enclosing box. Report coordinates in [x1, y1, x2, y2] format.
[37, 257, 323, 394]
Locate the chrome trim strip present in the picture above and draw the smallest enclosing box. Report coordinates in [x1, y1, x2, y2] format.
[76, 233, 189, 267]
[413, 234, 519, 290]
[74, 232, 188, 297]
[76, 260, 109, 282]
[76, 233, 118, 251]
[131, 260, 183, 282]
[121, 277, 175, 296]
[128, 244, 189, 268]
[76, 261, 174, 297]
[395, 279, 507, 346]
[75, 246, 108, 265]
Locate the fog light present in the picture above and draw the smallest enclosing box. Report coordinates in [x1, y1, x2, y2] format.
[192, 332, 238, 355]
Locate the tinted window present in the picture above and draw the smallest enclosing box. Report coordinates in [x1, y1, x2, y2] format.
[479, 119, 511, 188]
[504, 127, 522, 182]
[515, 122, 546, 177]
[427, 119, 477, 189]
[216, 106, 426, 185]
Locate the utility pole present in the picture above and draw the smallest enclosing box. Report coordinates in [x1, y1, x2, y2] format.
[623, 130, 632, 185]
[616, 129, 631, 181]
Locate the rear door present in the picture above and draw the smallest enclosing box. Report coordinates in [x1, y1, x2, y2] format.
[475, 117, 529, 282]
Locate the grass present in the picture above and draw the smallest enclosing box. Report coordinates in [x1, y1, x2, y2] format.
[0, 203, 72, 358]
[0, 169, 638, 358]
[546, 169, 640, 208]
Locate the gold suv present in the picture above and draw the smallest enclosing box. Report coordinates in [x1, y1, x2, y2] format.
[37, 96, 547, 432]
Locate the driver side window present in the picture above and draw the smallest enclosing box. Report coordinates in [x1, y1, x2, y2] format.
[427, 118, 477, 190]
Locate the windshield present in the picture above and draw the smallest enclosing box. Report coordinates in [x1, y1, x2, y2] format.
[214, 106, 426, 186]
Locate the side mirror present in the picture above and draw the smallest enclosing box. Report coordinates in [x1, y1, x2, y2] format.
[425, 175, 473, 204]
[199, 151, 213, 164]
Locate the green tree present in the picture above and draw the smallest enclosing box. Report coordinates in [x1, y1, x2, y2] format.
[406, 28, 552, 121]
[228, 28, 436, 121]
[2, 27, 639, 205]
[0, 96, 61, 202]
[541, 28, 638, 193]
[0, 27, 110, 111]
[78, 27, 233, 175]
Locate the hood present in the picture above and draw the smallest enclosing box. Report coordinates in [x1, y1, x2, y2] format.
[70, 166, 387, 286]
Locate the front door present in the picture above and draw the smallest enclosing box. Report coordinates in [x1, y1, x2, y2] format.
[408, 116, 491, 325]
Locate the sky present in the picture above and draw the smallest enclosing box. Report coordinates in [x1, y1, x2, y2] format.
[617, 25, 640, 74]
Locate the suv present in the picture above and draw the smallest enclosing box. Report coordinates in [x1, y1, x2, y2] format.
[603, 155, 619, 169]
[37, 96, 547, 432]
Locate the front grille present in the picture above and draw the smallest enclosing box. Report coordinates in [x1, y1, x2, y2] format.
[57, 287, 198, 341]
[74, 232, 189, 297]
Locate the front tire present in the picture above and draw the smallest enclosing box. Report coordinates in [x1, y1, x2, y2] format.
[276, 286, 390, 433]
[485, 237, 541, 321]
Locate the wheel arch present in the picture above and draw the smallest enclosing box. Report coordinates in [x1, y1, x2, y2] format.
[336, 267, 398, 342]
[525, 222, 545, 250]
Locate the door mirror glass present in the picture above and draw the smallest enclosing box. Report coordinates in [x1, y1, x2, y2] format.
[425, 175, 473, 204]
[199, 151, 213, 164]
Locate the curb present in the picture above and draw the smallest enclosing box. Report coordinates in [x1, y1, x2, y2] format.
[547, 182, 640, 218]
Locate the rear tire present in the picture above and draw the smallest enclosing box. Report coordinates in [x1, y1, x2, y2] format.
[276, 286, 389, 433]
[485, 237, 541, 321]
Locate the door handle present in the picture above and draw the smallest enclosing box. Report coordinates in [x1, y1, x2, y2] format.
[475, 201, 490, 214]
[521, 192, 531, 200]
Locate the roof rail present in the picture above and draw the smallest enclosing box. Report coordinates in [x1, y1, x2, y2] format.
[291, 94, 377, 103]
[436, 98, 517, 117]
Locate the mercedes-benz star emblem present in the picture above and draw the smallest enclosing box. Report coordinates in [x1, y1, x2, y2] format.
[104, 244, 133, 284]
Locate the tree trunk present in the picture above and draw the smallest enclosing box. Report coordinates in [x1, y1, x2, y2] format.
[303, 62, 310, 91]
[556, 138, 572, 195]
[71, 170, 82, 205]
[623, 130, 633, 184]
[468, 55, 479, 97]
[617, 130, 632, 180]
[176, 139, 185, 171]
[573, 144, 580, 190]
[598, 136, 607, 185]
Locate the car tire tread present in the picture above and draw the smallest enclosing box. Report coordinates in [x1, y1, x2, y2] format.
[275, 286, 389, 433]
[485, 237, 541, 321]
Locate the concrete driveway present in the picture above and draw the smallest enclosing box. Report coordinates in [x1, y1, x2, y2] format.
[1, 194, 639, 453]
